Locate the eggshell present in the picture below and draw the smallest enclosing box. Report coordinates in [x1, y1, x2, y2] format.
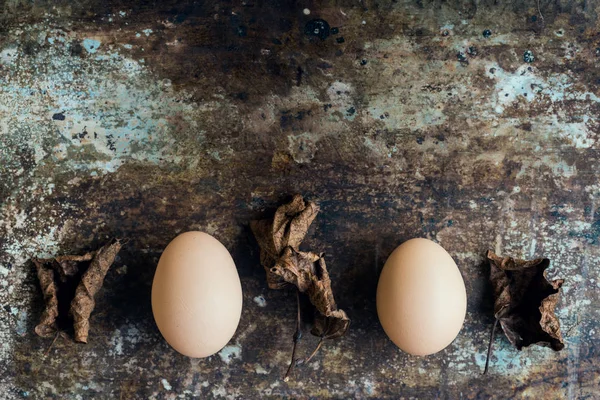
[152, 231, 243, 358]
[376, 238, 466, 356]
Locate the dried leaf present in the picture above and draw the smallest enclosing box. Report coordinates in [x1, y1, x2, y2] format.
[32, 259, 59, 338]
[32, 240, 121, 343]
[251, 194, 319, 290]
[484, 250, 564, 373]
[312, 311, 350, 340]
[251, 195, 349, 338]
[53, 253, 94, 282]
[251, 195, 349, 379]
[71, 240, 122, 343]
[272, 248, 351, 338]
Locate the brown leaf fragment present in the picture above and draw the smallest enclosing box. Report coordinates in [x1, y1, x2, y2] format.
[251, 195, 350, 378]
[251, 194, 319, 290]
[484, 250, 564, 373]
[70, 240, 121, 343]
[312, 310, 351, 340]
[53, 253, 95, 282]
[307, 257, 350, 339]
[32, 259, 59, 338]
[272, 248, 350, 339]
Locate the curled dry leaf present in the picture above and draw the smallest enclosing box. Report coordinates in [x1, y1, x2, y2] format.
[32, 259, 59, 338]
[251, 195, 349, 379]
[484, 250, 564, 374]
[253, 194, 319, 289]
[71, 240, 122, 343]
[32, 240, 121, 343]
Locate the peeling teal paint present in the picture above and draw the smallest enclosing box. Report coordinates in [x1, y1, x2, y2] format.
[82, 38, 101, 53]
[0, 26, 202, 176]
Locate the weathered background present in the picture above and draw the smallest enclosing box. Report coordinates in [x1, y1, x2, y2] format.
[0, 0, 599, 398]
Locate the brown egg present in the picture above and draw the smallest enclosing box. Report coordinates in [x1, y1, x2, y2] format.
[152, 231, 243, 358]
[376, 238, 466, 356]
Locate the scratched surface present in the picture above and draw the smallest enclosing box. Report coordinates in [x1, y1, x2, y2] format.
[0, 0, 599, 398]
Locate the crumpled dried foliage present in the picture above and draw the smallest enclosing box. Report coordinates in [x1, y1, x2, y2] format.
[251, 195, 350, 338]
[33, 240, 121, 343]
[484, 250, 564, 373]
[251, 195, 349, 379]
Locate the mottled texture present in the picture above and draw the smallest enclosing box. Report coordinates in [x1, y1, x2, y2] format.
[0, 0, 599, 399]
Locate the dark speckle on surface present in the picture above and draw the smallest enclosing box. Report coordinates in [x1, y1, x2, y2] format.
[70, 41, 83, 56]
[52, 112, 65, 121]
[331, 27, 339, 35]
[174, 13, 186, 24]
[235, 25, 248, 37]
[336, 37, 345, 44]
[457, 51, 468, 63]
[304, 19, 331, 40]
[483, 29, 492, 38]
[21, 40, 39, 56]
[467, 46, 477, 56]
[524, 50, 535, 63]
[296, 66, 303, 86]
[360, 59, 367, 65]
[106, 133, 116, 151]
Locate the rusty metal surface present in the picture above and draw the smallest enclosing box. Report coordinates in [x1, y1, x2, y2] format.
[0, 0, 599, 398]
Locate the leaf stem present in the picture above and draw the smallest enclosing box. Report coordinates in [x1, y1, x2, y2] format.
[304, 337, 324, 364]
[44, 331, 60, 357]
[484, 317, 499, 375]
[284, 290, 302, 382]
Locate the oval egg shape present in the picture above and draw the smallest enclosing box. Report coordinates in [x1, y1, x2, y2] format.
[376, 238, 466, 356]
[152, 231, 243, 358]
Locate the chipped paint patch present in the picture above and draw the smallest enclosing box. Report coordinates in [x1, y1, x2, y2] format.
[82, 38, 101, 53]
[485, 63, 542, 113]
[0, 26, 199, 178]
[326, 81, 356, 121]
[253, 295, 267, 307]
[0, 46, 18, 65]
[109, 329, 124, 356]
[218, 344, 242, 364]
[254, 364, 268, 374]
[288, 132, 318, 163]
[160, 378, 172, 391]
